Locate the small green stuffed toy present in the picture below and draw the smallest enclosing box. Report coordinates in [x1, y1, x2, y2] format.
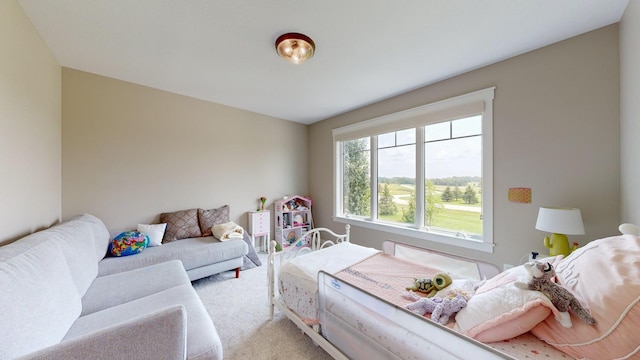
[406, 272, 452, 297]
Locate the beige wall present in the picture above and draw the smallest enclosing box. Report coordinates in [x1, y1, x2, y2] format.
[309, 25, 620, 267]
[0, 0, 61, 244]
[62, 69, 308, 233]
[621, 1, 640, 223]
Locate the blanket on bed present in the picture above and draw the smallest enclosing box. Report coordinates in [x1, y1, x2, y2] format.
[334, 253, 441, 309]
[334, 253, 484, 326]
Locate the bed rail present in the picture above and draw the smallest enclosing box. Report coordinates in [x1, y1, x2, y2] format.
[318, 271, 513, 359]
[382, 240, 501, 280]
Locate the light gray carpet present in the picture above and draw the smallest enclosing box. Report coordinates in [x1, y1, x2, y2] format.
[192, 253, 333, 360]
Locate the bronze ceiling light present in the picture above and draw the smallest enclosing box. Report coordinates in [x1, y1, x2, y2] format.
[275, 33, 315, 64]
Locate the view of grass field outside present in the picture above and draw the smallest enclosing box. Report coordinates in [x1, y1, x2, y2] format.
[376, 179, 482, 235]
[342, 115, 483, 238]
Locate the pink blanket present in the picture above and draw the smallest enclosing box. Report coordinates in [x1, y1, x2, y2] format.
[334, 253, 441, 309]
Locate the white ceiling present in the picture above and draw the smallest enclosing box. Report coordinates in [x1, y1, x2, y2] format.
[18, 0, 629, 125]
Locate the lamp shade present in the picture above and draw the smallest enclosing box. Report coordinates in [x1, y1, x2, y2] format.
[535, 207, 585, 235]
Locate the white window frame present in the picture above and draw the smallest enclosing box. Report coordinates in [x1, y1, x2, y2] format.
[332, 87, 495, 253]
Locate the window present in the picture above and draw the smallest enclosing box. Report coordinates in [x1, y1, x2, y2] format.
[377, 129, 415, 226]
[341, 137, 370, 217]
[333, 88, 495, 252]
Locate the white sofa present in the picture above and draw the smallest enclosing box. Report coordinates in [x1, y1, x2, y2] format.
[0, 214, 224, 360]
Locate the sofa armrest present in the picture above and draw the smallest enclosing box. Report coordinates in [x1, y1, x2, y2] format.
[17, 305, 187, 360]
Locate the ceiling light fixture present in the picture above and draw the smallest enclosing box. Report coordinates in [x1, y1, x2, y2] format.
[275, 33, 315, 64]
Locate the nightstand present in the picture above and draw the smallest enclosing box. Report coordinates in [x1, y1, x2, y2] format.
[248, 210, 270, 252]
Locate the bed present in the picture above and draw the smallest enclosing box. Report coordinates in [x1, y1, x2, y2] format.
[268, 224, 640, 359]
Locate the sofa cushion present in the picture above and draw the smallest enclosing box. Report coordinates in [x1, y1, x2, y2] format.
[71, 214, 111, 261]
[20, 306, 188, 360]
[160, 208, 202, 243]
[65, 284, 222, 360]
[82, 260, 190, 316]
[0, 214, 110, 298]
[98, 237, 248, 277]
[0, 241, 82, 359]
[109, 231, 149, 256]
[198, 205, 230, 237]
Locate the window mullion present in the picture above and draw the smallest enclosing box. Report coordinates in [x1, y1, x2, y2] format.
[334, 141, 343, 217]
[370, 136, 378, 220]
[415, 127, 425, 228]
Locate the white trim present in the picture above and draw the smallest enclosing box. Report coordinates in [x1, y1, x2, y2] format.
[332, 87, 494, 141]
[481, 89, 495, 247]
[333, 215, 494, 253]
[415, 126, 426, 228]
[333, 140, 341, 221]
[370, 136, 378, 220]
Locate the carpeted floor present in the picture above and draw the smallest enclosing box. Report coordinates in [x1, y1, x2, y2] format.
[192, 253, 333, 360]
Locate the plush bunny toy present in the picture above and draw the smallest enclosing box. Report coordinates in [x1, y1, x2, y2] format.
[514, 261, 596, 328]
[406, 295, 467, 325]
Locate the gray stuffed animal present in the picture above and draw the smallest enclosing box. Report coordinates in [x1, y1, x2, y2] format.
[515, 261, 596, 328]
[405, 295, 467, 325]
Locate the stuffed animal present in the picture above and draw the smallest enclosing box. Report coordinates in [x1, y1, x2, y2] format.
[406, 272, 452, 297]
[406, 295, 468, 325]
[514, 261, 596, 328]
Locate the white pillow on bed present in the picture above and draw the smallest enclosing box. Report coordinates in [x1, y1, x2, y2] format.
[453, 255, 564, 342]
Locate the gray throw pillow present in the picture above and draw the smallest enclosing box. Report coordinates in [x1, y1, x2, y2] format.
[198, 205, 230, 237]
[160, 208, 202, 243]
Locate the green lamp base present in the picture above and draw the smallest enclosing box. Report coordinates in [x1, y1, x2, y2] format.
[543, 233, 577, 257]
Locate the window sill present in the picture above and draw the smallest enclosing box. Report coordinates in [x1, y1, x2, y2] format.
[333, 215, 494, 253]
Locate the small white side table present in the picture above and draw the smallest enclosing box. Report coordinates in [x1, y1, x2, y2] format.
[248, 210, 270, 252]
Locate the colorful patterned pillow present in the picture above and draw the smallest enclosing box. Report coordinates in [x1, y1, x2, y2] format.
[160, 208, 202, 243]
[198, 205, 230, 237]
[109, 231, 149, 257]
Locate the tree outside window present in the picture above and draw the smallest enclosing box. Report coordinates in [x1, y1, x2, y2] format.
[342, 138, 370, 217]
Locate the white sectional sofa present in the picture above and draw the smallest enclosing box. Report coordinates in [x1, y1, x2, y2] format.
[0, 214, 230, 359]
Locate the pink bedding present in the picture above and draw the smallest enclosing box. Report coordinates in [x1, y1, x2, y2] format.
[334, 252, 442, 311]
[486, 332, 571, 359]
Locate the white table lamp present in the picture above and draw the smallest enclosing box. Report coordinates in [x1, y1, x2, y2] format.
[535, 206, 585, 257]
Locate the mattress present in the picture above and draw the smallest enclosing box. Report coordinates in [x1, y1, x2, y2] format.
[277, 242, 380, 324]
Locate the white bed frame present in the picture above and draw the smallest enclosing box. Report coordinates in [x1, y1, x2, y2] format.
[267, 225, 512, 360]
